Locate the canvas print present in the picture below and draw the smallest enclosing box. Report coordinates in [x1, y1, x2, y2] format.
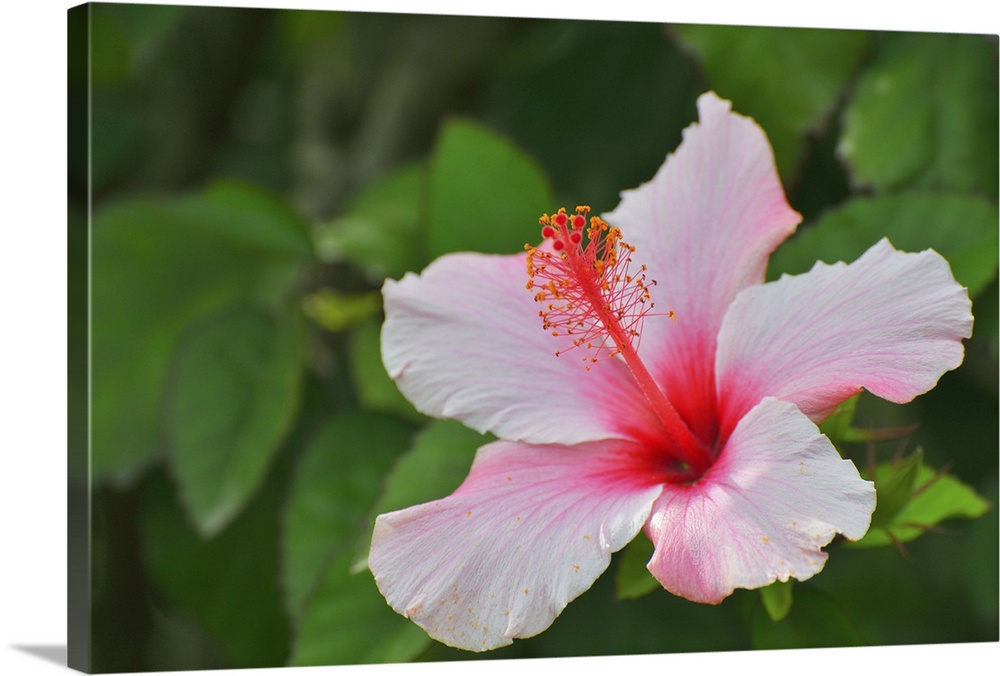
[68, 3, 998, 673]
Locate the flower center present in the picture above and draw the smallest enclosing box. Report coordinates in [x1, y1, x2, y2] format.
[526, 206, 714, 480]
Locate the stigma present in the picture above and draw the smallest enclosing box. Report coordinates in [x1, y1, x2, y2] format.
[525, 206, 670, 370]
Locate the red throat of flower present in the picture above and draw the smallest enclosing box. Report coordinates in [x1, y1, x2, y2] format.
[525, 206, 712, 480]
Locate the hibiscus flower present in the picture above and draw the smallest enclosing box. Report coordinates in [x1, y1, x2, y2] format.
[368, 92, 973, 651]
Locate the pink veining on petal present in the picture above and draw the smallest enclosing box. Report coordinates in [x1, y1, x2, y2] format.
[715, 238, 974, 436]
[604, 92, 802, 446]
[369, 439, 663, 651]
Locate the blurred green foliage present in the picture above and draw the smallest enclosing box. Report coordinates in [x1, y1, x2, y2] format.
[840, 32, 999, 195]
[853, 451, 990, 548]
[90, 183, 309, 484]
[73, 4, 998, 672]
[281, 412, 415, 617]
[165, 304, 304, 537]
[758, 579, 794, 623]
[768, 193, 1000, 296]
[673, 24, 871, 179]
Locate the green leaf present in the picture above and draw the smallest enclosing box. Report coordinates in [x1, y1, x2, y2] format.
[140, 468, 291, 668]
[164, 305, 303, 536]
[818, 393, 861, 447]
[768, 193, 999, 297]
[614, 536, 659, 600]
[851, 456, 991, 549]
[751, 586, 864, 649]
[347, 319, 424, 424]
[870, 449, 923, 529]
[352, 419, 488, 572]
[839, 32, 999, 196]
[281, 412, 415, 618]
[290, 553, 429, 666]
[426, 119, 554, 257]
[191, 181, 314, 259]
[314, 164, 426, 281]
[673, 24, 869, 179]
[759, 580, 794, 622]
[92, 186, 309, 484]
[316, 123, 552, 277]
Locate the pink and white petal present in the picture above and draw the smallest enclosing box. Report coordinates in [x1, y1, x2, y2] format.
[382, 251, 659, 446]
[715, 239, 973, 436]
[645, 397, 874, 605]
[369, 439, 663, 651]
[603, 92, 801, 441]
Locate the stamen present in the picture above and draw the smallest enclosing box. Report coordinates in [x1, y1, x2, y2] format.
[526, 206, 708, 473]
[526, 207, 658, 367]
